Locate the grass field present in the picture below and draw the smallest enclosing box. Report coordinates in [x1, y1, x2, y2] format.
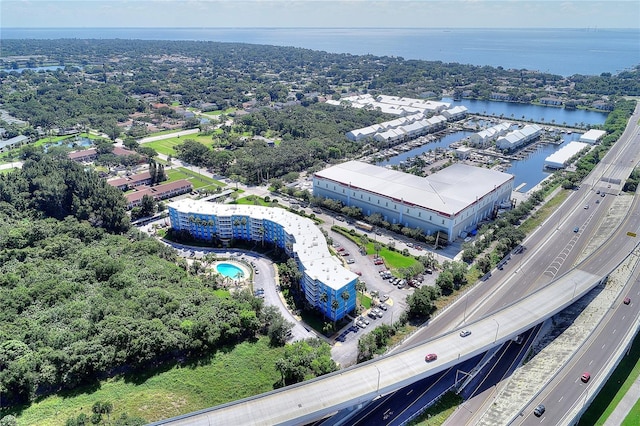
[235, 195, 272, 207]
[408, 391, 463, 425]
[143, 133, 216, 156]
[165, 167, 224, 192]
[15, 337, 285, 426]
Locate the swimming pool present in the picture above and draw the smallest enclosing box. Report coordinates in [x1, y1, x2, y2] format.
[216, 263, 245, 279]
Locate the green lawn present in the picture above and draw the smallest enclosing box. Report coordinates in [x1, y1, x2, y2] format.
[15, 338, 284, 426]
[235, 195, 271, 206]
[165, 167, 224, 191]
[144, 133, 216, 156]
[408, 391, 463, 425]
[332, 226, 420, 271]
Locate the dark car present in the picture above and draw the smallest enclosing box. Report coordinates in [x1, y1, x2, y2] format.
[573, 226, 580, 233]
[534, 404, 546, 417]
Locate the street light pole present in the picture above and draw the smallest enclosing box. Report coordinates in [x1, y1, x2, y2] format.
[493, 318, 499, 343]
[375, 365, 381, 395]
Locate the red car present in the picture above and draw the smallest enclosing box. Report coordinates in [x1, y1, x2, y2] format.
[624, 297, 631, 305]
[425, 353, 437, 362]
[581, 372, 591, 383]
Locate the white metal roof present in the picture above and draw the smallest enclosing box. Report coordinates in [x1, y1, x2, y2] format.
[314, 161, 513, 217]
[579, 129, 606, 143]
[544, 141, 590, 168]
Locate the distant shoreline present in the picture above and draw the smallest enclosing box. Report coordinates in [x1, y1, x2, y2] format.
[1, 27, 638, 77]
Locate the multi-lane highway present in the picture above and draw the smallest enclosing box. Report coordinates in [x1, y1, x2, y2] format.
[438, 104, 640, 424]
[151, 105, 640, 426]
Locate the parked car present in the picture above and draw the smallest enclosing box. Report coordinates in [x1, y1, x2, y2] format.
[378, 303, 388, 311]
[341, 251, 350, 256]
[372, 308, 383, 318]
[534, 404, 546, 417]
[356, 320, 367, 329]
[346, 258, 355, 264]
[581, 372, 591, 383]
[459, 330, 471, 337]
[381, 294, 389, 302]
[368, 311, 378, 319]
[359, 316, 371, 325]
[425, 353, 437, 362]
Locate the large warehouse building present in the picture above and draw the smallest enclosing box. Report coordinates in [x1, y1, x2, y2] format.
[168, 200, 357, 322]
[313, 161, 514, 241]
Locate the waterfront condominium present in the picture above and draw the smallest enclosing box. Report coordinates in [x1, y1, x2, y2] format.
[168, 199, 358, 322]
[313, 161, 514, 242]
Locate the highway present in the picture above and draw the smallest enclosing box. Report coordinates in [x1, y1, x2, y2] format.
[150, 105, 640, 426]
[438, 103, 640, 424]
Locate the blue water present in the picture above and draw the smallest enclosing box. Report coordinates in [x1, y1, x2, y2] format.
[216, 263, 244, 279]
[506, 133, 583, 192]
[441, 98, 608, 127]
[3, 27, 638, 76]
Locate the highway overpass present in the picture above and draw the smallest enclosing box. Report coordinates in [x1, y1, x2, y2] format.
[149, 266, 615, 426]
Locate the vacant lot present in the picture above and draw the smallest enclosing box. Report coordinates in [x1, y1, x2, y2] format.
[15, 338, 285, 426]
[144, 133, 216, 156]
[165, 167, 224, 192]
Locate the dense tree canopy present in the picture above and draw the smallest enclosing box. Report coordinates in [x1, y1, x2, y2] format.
[0, 155, 130, 233]
[0, 155, 277, 407]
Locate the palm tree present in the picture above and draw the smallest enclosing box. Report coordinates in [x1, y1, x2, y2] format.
[320, 292, 328, 321]
[341, 290, 351, 313]
[374, 242, 382, 258]
[331, 299, 340, 327]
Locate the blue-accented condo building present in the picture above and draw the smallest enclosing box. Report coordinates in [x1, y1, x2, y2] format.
[168, 200, 358, 322]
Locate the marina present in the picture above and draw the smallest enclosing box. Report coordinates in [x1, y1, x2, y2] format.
[365, 112, 596, 193]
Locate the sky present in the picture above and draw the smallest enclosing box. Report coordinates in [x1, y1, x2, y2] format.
[2, 0, 639, 29]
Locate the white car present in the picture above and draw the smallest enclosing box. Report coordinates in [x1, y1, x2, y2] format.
[459, 330, 471, 337]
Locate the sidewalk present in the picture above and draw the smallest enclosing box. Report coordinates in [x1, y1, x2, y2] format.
[603, 376, 640, 426]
